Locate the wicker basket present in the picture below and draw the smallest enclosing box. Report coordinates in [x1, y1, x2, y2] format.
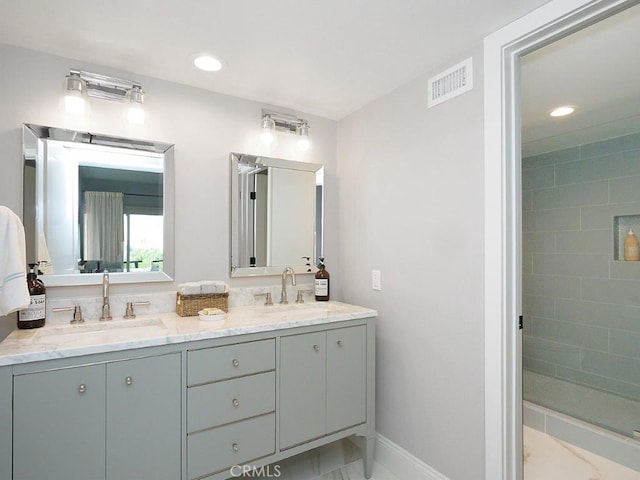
[176, 292, 229, 317]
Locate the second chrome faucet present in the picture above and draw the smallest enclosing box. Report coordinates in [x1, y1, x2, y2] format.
[280, 267, 296, 304]
[100, 270, 112, 321]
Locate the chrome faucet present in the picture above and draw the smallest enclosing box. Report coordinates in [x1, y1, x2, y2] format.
[100, 270, 112, 321]
[280, 267, 296, 304]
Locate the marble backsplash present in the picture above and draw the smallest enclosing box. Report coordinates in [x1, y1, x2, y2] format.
[45, 283, 317, 326]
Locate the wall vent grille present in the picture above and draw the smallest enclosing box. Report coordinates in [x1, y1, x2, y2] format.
[428, 57, 473, 108]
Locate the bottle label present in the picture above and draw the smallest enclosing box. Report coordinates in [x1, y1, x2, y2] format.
[315, 279, 329, 296]
[19, 294, 46, 321]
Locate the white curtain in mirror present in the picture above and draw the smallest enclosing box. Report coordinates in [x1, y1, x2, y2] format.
[83, 191, 124, 268]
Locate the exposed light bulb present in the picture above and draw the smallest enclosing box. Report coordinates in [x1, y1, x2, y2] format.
[63, 72, 86, 114]
[296, 122, 311, 151]
[127, 85, 145, 125]
[260, 115, 277, 146]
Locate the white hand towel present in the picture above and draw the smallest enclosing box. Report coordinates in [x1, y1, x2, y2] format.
[178, 282, 201, 295]
[200, 281, 227, 294]
[0, 206, 30, 316]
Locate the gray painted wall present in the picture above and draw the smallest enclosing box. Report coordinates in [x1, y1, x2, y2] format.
[337, 47, 485, 479]
[523, 132, 640, 406]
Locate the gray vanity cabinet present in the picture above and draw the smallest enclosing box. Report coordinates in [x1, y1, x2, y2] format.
[280, 325, 367, 450]
[106, 353, 182, 480]
[13, 364, 107, 480]
[12, 352, 181, 480]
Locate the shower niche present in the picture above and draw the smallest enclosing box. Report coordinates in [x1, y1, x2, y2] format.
[613, 214, 640, 261]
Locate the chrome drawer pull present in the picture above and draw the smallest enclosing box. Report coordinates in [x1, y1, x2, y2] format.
[313, 344, 320, 352]
[232, 358, 240, 367]
[125, 376, 133, 386]
[232, 398, 240, 407]
[337, 340, 344, 347]
[232, 442, 239, 452]
[78, 384, 87, 394]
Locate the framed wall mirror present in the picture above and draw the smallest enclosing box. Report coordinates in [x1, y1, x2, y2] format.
[22, 124, 175, 286]
[230, 152, 323, 277]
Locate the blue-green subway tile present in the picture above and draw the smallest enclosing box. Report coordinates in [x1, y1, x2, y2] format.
[523, 274, 580, 299]
[555, 230, 610, 255]
[610, 260, 640, 280]
[522, 190, 532, 212]
[556, 366, 640, 401]
[581, 202, 640, 229]
[532, 181, 608, 211]
[581, 349, 640, 385]
[582, 278, 640, 307]
[532, 253, 609, 278]
[523, 336, 581, 369]
[523, 208, 581, 232]
[531, 317, 608, 351]
[522, 355, 557, 376]
[579, 132, 640, 159]
[522, 165, 555, 191]
[523, 295, 555, 319]
[523, 231, 556, 254]
[610, 175, 640, 204]
[610, 329, 640, 360]
[556, 299, 640, 333]
[523, 147, 580, 169]
[556, 151, 640, 186]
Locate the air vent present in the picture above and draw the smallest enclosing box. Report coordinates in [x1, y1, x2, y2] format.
[428, 57, 473, 108]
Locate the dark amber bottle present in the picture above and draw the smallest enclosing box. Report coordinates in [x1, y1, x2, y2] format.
[17, 264, 46, 329]
[314, 258, 330, 302]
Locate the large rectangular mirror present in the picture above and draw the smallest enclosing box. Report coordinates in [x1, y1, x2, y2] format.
[23, 124, 175, 286]
[230, 152, 323, 277]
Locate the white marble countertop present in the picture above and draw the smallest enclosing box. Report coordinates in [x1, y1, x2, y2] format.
[0, 301, 376, 367]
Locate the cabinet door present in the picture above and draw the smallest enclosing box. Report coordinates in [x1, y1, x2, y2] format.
[326, 326, 367, 433]
[13, 364, 106, 480]
[279, 331, 326, 449]
[106, 353, 181, 480]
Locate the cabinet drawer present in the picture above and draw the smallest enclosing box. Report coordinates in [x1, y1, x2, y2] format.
[187, 413, 275, 480]
[187, 339, 275, 385]
[188, 371, 275, 433]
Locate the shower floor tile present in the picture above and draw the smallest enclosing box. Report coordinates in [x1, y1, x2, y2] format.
[524, 426, 640, 479]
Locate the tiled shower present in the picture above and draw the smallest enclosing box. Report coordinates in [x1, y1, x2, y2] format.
[522, 131, 640, 442]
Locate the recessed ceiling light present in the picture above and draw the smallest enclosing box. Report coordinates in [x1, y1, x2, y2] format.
[193, 55, 223, 72]
[549, 105, 576, 117]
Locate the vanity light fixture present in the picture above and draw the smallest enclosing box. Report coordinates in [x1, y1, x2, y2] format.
[63, 69, 146, 124]
[260, 109, 312, 150]
[550, 105, 576, 117]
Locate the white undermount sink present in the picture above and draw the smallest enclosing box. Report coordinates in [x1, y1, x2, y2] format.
[253, 303, 330, 318]
[37, 317, 167, 339]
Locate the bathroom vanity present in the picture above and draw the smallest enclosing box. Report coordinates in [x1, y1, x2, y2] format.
[0, 301, 376, 480]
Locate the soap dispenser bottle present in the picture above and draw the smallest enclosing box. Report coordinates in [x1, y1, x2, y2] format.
[624, 229, 640, 261]
[17, 263, 46, 329]
[315, 257, 330, 301]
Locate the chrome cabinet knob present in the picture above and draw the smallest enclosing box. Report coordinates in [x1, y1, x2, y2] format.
[232, 358, 240, 367]
[125, 376, 133, 386]
[232, 442, 239, 452]
[313, 344, 320, 352]
[337, 340, 344, 347]
[232, 398, 240, 407]
[78, 384, 87, 394]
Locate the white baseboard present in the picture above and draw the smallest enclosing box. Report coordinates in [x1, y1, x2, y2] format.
[375, 433, 450, 480]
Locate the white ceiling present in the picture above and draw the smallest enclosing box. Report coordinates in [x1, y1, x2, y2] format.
[521, 3, 640, 156]
[0, 0, 551, 120]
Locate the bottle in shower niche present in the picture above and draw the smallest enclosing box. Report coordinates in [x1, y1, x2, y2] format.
[624, 229, 640, 261]
[315, 257, 330, 301]
[18, 263, 46, 329]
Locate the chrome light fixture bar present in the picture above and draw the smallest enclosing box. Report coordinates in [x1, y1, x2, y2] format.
[260, 109, 311, 150]
[67, 69, 144, 102]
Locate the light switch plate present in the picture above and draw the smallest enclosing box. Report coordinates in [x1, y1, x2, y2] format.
[372, 270, 382, 291]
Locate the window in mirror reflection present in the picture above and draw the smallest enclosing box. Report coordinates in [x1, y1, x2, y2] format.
[41, 141, 164, 274]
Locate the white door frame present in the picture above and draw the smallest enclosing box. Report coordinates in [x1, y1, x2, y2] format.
[483, 0, 638, 478]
